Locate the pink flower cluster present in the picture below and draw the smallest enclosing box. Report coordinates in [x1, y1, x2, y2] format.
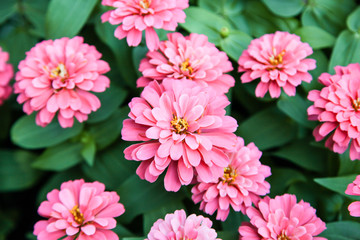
[308, 63, 360, 160]
[15, 36, 110, 128]
[34, 179, 125, 240]
[192, 137, 271, 221]
[345, 175, 360, 217]
[101, 0, 189, 51]
[146, 209, 220, 240]
[238, 194, 326, 240]
[0, 47, 13, 105]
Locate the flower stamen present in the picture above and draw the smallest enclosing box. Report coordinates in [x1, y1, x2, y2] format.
[50, 63, 68, 81]
[277, 230, 291, 240]
[139, 0, 151, 9]
[222, 166, 237, 184]
[70, 205, 84, 225]
[180, 58, 194, 75]
[269, 48, 286, 66]
[352, 98, 360, 111]
[171, 115, 189, 134]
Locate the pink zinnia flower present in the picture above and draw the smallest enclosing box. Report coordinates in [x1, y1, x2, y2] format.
[121, 79, 238, 192]
[14, 36, 110, 128]
[101, 0, 189, 51]
[146, 209, 220, 240]
[191, 137, 271, 221]
[137, 32, 234, 93]
[33, 179, 125, 240]
[345, 175, 360, 217]
[307, 63, 360, 160]
[239, 194, 326, 240]
[238, 31, 316, 98]
[0, 47, 13, 105]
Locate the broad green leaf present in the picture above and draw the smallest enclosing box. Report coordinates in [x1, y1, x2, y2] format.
[217, 231, 239, 240]
[132, 45, 149, 77]
[81, 136, 96, 166]
[237, 107, 297, 150]
[273, 139, 327, 172]
[0, 0, 16, 24]
[347, 6, 360, 33]
[287, 181, 324, 209]
[338, 149, 360, 175]
[0, 150, 41, 191]
[302, 50, 328, 92]
[294, 26, 335, 49]
[112, 224, 135, 239]
[32, 142, 83, 171]
[23, 0, 49, 37]
[220, 30, 252, 61]
[11, 114, 83, 149]
[277, 94, 315, 128]
[180, 7, 232, 45]
[262, 0, 305, 17]
[314, 174, 360, 200]
[319, 221, 360, 240]
[328, 30, 360, 73]
[45, 0, 97, 38]
[221, 209, 249, 231]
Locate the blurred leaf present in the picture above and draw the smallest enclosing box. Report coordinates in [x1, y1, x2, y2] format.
[220, 30, 252, 61]
[32, 142, 83, 171]
[132, 45, 148, 77]
[0, 0, 16, 24]
[338, 149, 360, 175]
[81, 136, 96, 166]
[237, 107, 297, 150]
[180, 7, 232, 45]
[347, 6, 360, 33]
[45, 0, 97, 38]
[0, 104, 11, 141]
[22, 0, 49, 37]
[294, 26, 335, 49]
[287, 181, 323, 209]
[262, 0, 305, 17]
[0, 150, 41, 191]
[112, 224, 135, 239]
[221, 208, 249, 231]
[302, 50, 328, 91]
[217, 231, 239, 240]
[11, 114, 83, 149]
[319, 221, 360, 240]
[328, 30, 360, 73]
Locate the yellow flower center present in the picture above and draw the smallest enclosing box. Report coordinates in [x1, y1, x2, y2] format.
[269, 48, 286, 66]
[70, 205, 84, 225]
[171, 115, 189, 134]
[139, 0, 151, 9]
[277, 231, 291, 240]
[180, 58, 194, 75]
[50, 63, 68, 81]
[222, 166, 237, 184]
[352, 98, 360, 111]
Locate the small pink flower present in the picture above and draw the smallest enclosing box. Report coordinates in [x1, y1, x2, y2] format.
[239, 194, 326, 240]
[101, 0, 189, 51]
[238, 31, 316, 98]
[121, 79, 238, 192]
[137, 32, 234, 93]
[146, 209, 220, 240]
[191, 137, 271, 221]
[33, 179, 125, 240]
[0, 47, 13, 105]
[345, 175, 360, 217]
[14, 36, 110, 128]
[308, 63, 360, 160]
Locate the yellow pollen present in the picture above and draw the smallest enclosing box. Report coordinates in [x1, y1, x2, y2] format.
[171, 115, 189, 134]
[277, 231, 291, 240]
[50, 63, 68, 81]
[139, 0, 150, 9]
[269, 48, 286, 66]
[70, 205, 84, 225]
[180, 58, 194, 75]
[222, 166, 237, 184]
[352, 98, 360, 111]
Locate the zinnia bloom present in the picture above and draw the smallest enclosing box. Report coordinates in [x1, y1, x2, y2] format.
[191, 137, 271, 221]
[33, 179, 125, 240]
[308, 63, 360, 160]
[122, 79, 238, 192]
[345, 175, 360, 217]
[101, 0, 189, 51]
[238, 194, 326, 240]
[238, 31, 316, 98]
[0, 47, 13, 105]
[146, 209, 220, 240]
[14, 36, 110, 128]
[137, 32, 234, 93]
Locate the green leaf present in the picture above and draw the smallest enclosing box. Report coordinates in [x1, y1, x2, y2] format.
[338, 149, 360, 175]
[237, 107, 297, 150]
[328, 30, 360, 73]
[45, 0, 97, 38]
[11, 114, 83, 149]
[262, 0, 305, 17]
[0, 0, 17, 24]
[81, 136, 96, 166]
[219, 30, 252, 61]
[347, 6, 360, 33]
[22, 0, 49, 37]
[217, 231, 239, 240]
[302, 50, 328, 92]
[0, 150, 41, 191]
[294, 26, 335, 49]
[319, 221, 360, 240]
[180, 7, 232, 45]
[132, 45, 149, 77]
[32, 142, 83, 171]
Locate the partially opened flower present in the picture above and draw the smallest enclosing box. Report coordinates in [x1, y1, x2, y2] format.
[122, 79, 238, 192]
[137, 32, 234, 93]
[308, 63, 360, 160]
[238, 31, 316, 98]
[33, 179, 125, 240]
[14, 36, 110, 128]
[239, 194, 326, 240]
[191, 137, 271, 221]
[146, 209, 220, 240]
[0, 47, 13, 105]
[101, 0, 189, 51]
[345, 175, 360, 217]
